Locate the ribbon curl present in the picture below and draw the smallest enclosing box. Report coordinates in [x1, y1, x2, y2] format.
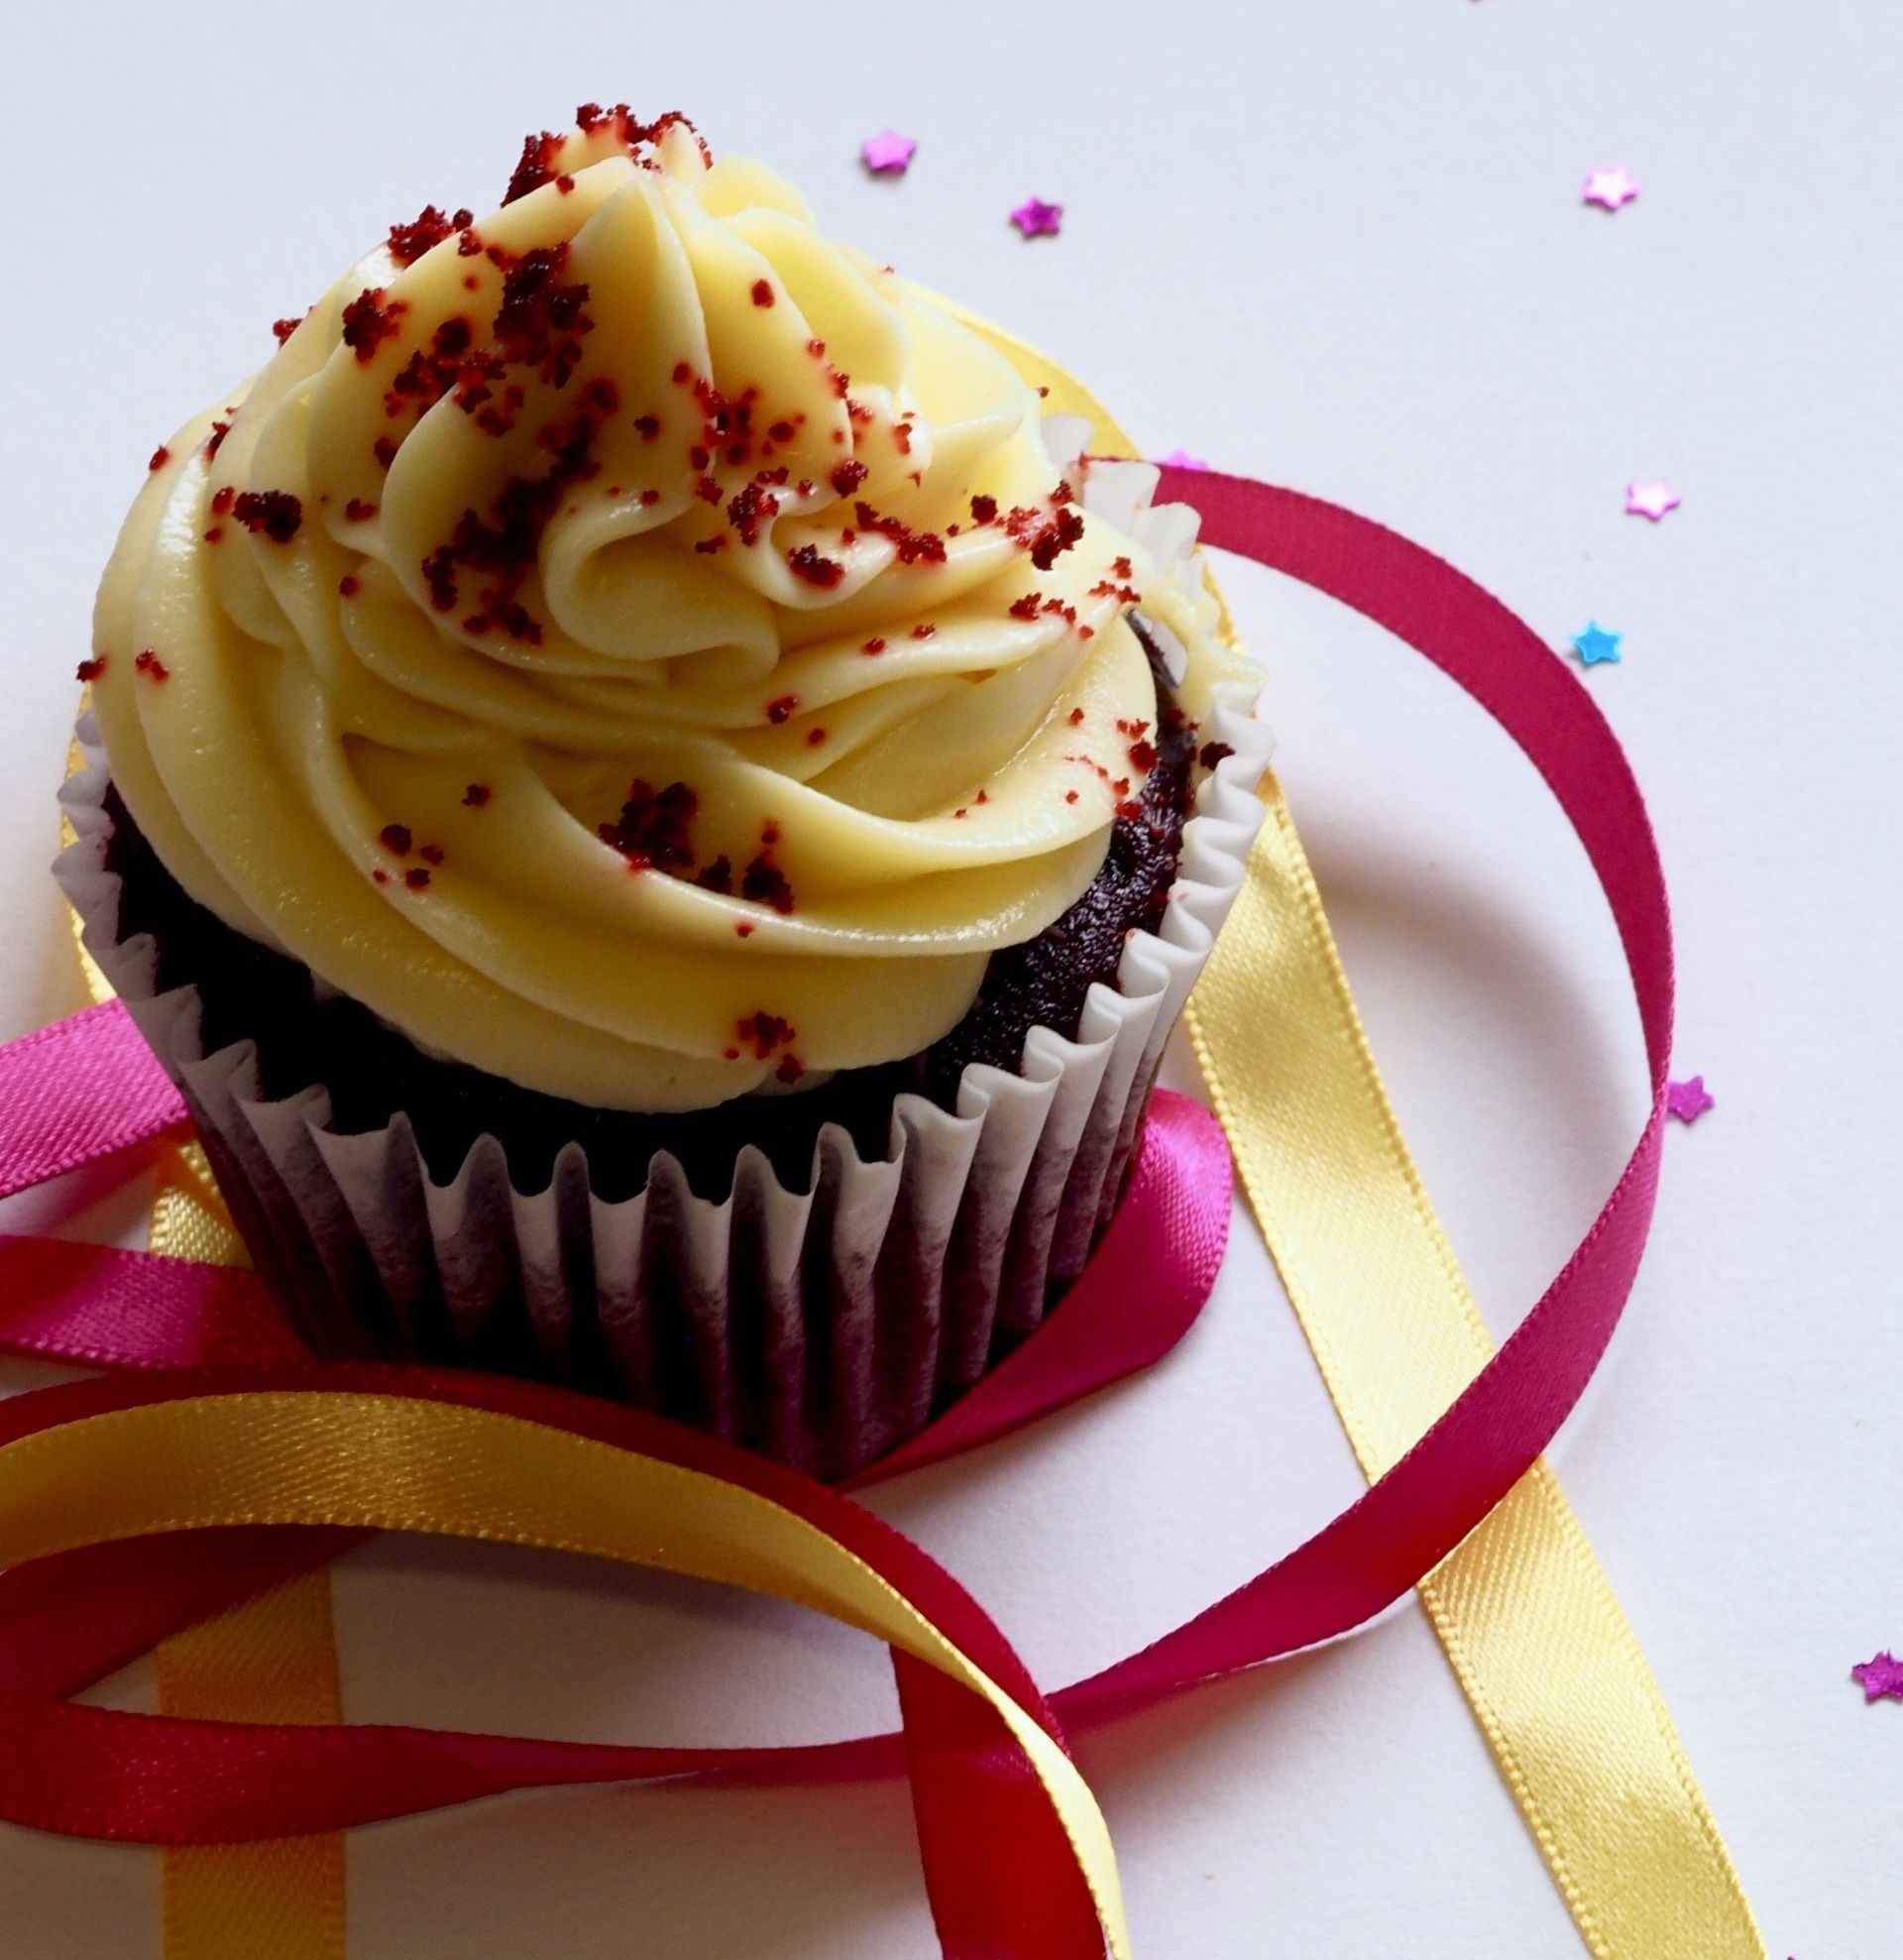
[0, 470, 1767, 1959]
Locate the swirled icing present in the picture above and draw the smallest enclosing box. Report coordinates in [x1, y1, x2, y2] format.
[91, 110, 1243, 1110]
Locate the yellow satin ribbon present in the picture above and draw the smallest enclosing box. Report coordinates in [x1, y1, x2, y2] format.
[1185, 781, 1767, 1960]
[48, 332, 1768, 1957]
[64, 731, 353, 1957]
[142, 1160, 347, 1960]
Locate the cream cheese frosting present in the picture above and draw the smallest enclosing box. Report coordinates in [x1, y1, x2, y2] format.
[91, 108, 1243, 1110]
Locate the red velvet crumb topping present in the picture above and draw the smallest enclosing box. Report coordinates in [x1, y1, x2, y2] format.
[231, 491, 302, 543]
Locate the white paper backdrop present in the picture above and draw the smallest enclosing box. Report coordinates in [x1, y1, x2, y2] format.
[1, 2, 1896, 1953]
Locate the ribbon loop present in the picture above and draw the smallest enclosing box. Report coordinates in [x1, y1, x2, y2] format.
[0, 459, 1768, 1958]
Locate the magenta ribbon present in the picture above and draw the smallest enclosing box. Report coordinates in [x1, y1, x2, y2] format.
[0, 474, 1676, 1850]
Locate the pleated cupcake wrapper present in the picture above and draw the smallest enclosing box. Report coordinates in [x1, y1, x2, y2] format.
[56, 686, 1269, 1476]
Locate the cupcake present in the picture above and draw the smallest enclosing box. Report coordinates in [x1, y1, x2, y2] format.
[58, 107, 1270, 1475]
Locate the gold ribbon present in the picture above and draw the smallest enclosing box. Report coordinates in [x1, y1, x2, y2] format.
[148, 1165, 350, 1958]
[64, 765, 350, 1960]
[51, 331, 1768, 1955]
[1185, 781, 1766, 1959]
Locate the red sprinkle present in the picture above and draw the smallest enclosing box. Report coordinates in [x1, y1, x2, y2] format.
[404, 866, 432, 890]
[338, 575, 360, 598]
[1067, 707, 1086, 725]
[134, 648, 168, 682]
[740, 853, 795, 913]
[911, 623, 936, 639]
[75, 656, 107, 682]
[599, 778, 699, 872]
[806, 727, 827, 747]
[148, 445, 171, 472]
[204, 420, 231, 459]
[1028, 506, 1086, 571]
[419, 843, 446, 865]
[765, 694, 798, 725]
[734, 922, 754, 938]
[1198, 741, 1235, 770]
[271, 315, 304, 346]
[750, 279, 775, 306]
[388, 205, 475, 267]
[830, 458, 868, 498]
[736, 1010, 797, 1059]
[463, 782, 493, 808]
[862, 636, 887, 655]
[786, 544, 845, 589]
[379, 824, 413, 856]
[231, 491, 303, 543]
[344, 498, 378, 521]
[969, 494, 998, 524]
[726, 481, 781, 544]
[1009, 593, 1044, 621]
[632, 413, 660, 439]
[341, 288, 406, 363]
[851, 501, 945, 565]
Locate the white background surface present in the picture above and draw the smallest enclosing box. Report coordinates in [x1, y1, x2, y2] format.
[1, 2, 1897, 1953]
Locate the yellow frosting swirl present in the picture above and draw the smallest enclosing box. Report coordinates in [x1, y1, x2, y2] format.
[91, 112, 1232, 1110]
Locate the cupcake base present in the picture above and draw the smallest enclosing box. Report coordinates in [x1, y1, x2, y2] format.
[56, 672, 1271, 1477]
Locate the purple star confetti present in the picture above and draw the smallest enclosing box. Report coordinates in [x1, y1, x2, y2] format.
[860, 130, 917, 176]
[1583, 166, 1640, 211]
[1666, 1077, 1714, 1123]
[1161, 449, 1210, 471]
[1626, 479, 1681, 521]
[1010, 196, 1063, 239]
[1851, 1652, 1903, 1702]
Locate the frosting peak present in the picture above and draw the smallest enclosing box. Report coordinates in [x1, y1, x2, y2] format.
[91, 111, 1238, 1110]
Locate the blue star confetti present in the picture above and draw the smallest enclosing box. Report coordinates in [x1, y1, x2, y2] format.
[1571, 621, 1623, 667]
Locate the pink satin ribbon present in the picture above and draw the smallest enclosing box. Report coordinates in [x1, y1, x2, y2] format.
[0, 996, 186, 1201]
[0, 475, 1675, 1854]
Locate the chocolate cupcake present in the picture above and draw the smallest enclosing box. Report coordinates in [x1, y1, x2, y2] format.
[58, 108, 1270, 1474]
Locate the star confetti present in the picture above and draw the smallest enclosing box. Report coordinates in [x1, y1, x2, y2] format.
[1571, 621, 1623, 667]
[1583, 167, 1640, 211]
[1626, 479, 1681, 521]
[1851, 1652, 1903, 1702]
[860, 130, 917, 175]
[1161, 449, 1210, 471]
[1666, 1077, 1715, 1123]
[1010, 197, 1063, 239]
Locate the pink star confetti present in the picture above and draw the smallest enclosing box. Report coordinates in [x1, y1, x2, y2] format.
[1161, 449, 1210, 471]
[1851, 1652, 1903, 1702]
[1583, 167, 1640, 212]
[1010, 196, 1063, 239]
[1666, 1077, 1714, 1123]
[860, 130, 917, 176]
[1625, 479, 1681, 521]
